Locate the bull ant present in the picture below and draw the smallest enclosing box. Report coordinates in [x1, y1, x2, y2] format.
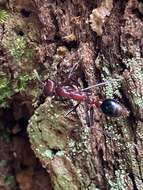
[42, 78, 129, 118]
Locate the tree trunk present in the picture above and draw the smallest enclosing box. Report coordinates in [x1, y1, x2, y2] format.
[1, 0, 143, 189]
[28, 0, 143, 189]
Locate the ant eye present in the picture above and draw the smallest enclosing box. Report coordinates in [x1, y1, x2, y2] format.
[100, 99, 123, 117]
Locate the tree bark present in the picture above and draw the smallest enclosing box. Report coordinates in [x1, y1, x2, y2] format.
[4, 0, 143, 189]
[28, 0, 143, 189]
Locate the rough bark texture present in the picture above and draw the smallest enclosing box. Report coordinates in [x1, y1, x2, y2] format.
[28, 0, 143, 189]
[1, 0, 143, 189]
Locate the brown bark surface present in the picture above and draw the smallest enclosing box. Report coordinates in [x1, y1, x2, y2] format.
[1, 0, 143, 189]
[28, 0, 143, 189]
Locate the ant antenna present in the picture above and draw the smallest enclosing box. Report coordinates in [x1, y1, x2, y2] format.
[33, 69, 45, 86]
[81, 79, 122, 92]
[33, 69, 41, 81]
[68, 62, 79, 79]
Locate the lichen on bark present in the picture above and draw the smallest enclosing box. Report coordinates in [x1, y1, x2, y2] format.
[0, 0, 41, 106]
[28, 98, 84, 190]
[18, 0, 143, 189]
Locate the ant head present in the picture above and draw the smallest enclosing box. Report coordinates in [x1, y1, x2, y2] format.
[43, 79, 56, 97]
[100, 99, 129, 117]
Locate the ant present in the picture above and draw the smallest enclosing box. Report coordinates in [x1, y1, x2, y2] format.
[42, 78, 129, 118]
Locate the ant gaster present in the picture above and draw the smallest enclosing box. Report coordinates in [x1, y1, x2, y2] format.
[43, 79, 129, 117]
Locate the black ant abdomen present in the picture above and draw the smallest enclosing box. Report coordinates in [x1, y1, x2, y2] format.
[100, 99, 129, 117]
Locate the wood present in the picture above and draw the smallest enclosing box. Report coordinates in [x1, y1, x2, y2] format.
[28, 0, 143, 189]
[6, 0, 143, 189]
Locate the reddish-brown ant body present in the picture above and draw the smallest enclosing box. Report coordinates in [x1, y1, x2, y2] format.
[43, 79, 129, 117]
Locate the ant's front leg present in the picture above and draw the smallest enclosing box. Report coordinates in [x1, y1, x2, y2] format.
[60, 61, 81, 87]
[68, 62, 79, 80]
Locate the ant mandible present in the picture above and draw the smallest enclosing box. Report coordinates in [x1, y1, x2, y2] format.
[42, 79, 129, 117]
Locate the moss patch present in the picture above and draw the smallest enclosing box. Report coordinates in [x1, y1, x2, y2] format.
[0, 10, 9, 23]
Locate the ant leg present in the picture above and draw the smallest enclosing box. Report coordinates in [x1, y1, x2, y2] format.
[86, 110, 92, 127]
[68, 61, 79, 79]
[33, 70, 45, 85]
[88, 106, 94, 127]
[33, 69, 46, 91]
[65, 102, 80, 116]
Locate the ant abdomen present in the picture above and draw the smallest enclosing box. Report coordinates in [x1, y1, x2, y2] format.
[100, 99, 129, 117]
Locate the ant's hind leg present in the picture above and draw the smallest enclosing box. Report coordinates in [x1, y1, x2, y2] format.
[65, 103, 80, 116]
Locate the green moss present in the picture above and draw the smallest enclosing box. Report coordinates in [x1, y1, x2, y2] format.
[0, 10, 9, 23]
[8, 36, 26, 61]
[0, 72, 37, 107]
[2, 13, 39, 61]
[1, 11, 38, 64]
[0, 10, 40, 106]
[0, 73, 12, 106]
[4, 175, 16, 187]
[5, 35, 35, 62]
[17, 73, 36, 91]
